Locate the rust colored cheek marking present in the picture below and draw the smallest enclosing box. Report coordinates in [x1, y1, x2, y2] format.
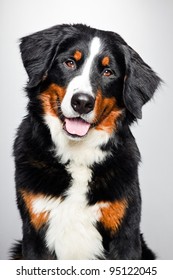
[20, 190, 49, 231]
[100, 199, 127, 235]
[39, 83, 66, 117]
[94, 90, 122, 134]
[74, 50, 82, 61]
[102, 56, 110, 66]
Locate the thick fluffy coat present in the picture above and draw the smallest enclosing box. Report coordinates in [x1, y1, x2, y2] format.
[11, 24, 160, 259]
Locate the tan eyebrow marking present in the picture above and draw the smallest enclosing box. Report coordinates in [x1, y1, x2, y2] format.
[102, 56, 110, 66]
[74, 50, 82, 61]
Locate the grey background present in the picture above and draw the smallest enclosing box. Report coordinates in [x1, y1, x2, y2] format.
[0, 0, 173, 259]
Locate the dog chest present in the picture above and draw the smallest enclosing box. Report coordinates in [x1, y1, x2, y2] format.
[37, 163, 105, 259]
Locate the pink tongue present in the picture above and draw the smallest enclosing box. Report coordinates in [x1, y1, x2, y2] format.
[65, 118, 90, 137]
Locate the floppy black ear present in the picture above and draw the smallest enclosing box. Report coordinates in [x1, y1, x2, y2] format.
[123, 45, 161, 119]
[20, 25, 66, 88]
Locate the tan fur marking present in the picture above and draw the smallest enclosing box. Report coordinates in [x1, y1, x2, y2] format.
[102, 56, 110, 66]
[94, 90, 122, 134]
[100, 199, 127, 235]
[74, 50, 82, 61]
[21, 190, 49, 230]
[39, 83, 66, 116]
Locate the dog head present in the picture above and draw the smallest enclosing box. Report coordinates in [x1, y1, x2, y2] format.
[20, 24, 161, 140]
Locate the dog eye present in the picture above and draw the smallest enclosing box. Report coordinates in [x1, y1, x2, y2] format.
[64, 59, 76, 69]
[103, 68, 114, 77]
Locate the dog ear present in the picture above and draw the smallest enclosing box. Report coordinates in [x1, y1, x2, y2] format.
[20, 25, 65, 88]
[122, 45, 161, 119]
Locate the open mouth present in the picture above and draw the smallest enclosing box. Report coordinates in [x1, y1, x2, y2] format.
[63, 117, 91, 138]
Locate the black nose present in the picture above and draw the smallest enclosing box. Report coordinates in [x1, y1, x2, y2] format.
[71, 93, 95, 114]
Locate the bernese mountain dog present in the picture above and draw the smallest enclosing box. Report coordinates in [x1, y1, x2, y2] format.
[11, 24, 161, 260]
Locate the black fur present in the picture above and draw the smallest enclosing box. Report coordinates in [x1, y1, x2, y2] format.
[11, 24, 161, 260]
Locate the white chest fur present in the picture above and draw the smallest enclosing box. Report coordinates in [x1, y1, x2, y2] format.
[33, 163, 105, 259]
[48, 163, 105, 259]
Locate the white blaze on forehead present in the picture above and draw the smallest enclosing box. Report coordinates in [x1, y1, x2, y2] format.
[81, 36, 101, 82]
[61, 37, 101, 119]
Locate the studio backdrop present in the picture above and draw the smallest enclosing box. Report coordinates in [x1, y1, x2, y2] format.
[0, 0, 173, 259]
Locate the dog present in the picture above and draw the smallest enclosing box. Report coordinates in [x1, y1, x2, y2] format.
[11, 24, 161, 259]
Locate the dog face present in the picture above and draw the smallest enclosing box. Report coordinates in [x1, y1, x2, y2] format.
[20, 24, 160, 140]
